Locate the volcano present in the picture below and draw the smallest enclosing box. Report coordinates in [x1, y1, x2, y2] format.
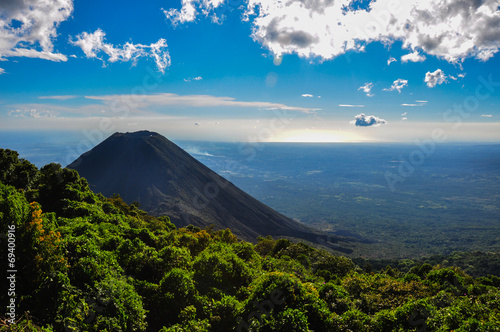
[68, 131, 352, 251]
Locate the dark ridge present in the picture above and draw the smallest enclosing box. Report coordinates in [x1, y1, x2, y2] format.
[68, 131, 355, 250]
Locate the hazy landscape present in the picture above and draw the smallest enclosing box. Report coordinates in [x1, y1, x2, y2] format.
[4, 134, 500, 259]
[184, 141, 500, 258]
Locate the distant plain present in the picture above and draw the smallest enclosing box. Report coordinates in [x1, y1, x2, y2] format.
[180, 141, 500, 259]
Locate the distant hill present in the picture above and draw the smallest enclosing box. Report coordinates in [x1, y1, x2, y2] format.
[68, 131, 353, 250]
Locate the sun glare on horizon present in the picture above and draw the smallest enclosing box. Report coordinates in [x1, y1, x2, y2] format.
[273, 129, 367, 143]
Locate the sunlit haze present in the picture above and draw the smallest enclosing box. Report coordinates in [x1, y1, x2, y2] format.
[273, 130, 367, 143]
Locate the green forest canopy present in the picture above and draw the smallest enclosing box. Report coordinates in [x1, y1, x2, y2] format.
[0, 148, 499, 331]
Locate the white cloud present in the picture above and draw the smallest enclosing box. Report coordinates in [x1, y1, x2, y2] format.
[39, 95, 79, 100]
[384, 79, 408, 93]
[402, 112, 408, 117]
[164, 0, 198, 26]
[0, 0, 72, 62]
[387, 57, 397, 66]
[302, 94, 314, 97]
[481, 114, 493, 117]
[401, 50, 426, 63]
[339, 104, 364, 108]
[167, 0, 500, 63]
[0, 68, 4, 75]
[8, 109, 55, 118]
[2, 48, 67, 61]
[164, 0, 227, 25]
[358, 82, 375, 97]
[425, 69, 448, 88]
[149, 39, 171, 73]
[402, 100, 427, 106]
[350, 113, 387, 127]
[401, 117, 408, 121]
[250, 0, 500, 63]
[70, 29, 171, 73]
[85, 93, 320, 113]
[184, 76, 203, 82]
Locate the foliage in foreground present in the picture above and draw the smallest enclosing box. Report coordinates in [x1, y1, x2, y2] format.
[1, 148, 500, 331]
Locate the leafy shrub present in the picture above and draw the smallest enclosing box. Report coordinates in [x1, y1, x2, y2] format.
[193, 243, 253, 297]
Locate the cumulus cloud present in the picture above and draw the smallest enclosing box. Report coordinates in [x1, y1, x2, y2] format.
[0, 0, 72, 62]
[401, 50, 427, 63]
[164, 0, 198, 26]
[358, 82, 375, 97]
[387, 57, 397, 66]
[164, 0, 229, 25]
[70, 29, 171, 73]
[384, 79, 408, 93]
[481, 114, 493, 117]
[166, 0, 500, 63]
[0, 68, 4, 75]
[350, 113, 387, 127]
[302, 94, 314, 97]
[248, 0, 500, 62]
[425, 69, 448, 88]
[8, 109, 55, 118]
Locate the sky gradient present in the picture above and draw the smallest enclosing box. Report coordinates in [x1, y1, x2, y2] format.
[1, 0, 499, 143]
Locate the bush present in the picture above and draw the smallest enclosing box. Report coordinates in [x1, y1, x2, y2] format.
[193, 244, 253, 297]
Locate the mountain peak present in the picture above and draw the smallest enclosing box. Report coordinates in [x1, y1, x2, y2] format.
[111, 130, 162, 138]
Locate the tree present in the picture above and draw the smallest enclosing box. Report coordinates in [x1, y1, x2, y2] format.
[36, 163, 97, 217]
[0, 149, 39, 191]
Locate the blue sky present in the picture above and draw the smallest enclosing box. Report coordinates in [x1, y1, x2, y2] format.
[0, 0, 499, 143]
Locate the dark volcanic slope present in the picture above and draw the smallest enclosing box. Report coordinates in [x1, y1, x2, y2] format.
[68, 131, 350, 249]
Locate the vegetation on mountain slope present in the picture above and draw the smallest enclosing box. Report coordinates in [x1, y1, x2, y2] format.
[1, 149, 499, 331]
